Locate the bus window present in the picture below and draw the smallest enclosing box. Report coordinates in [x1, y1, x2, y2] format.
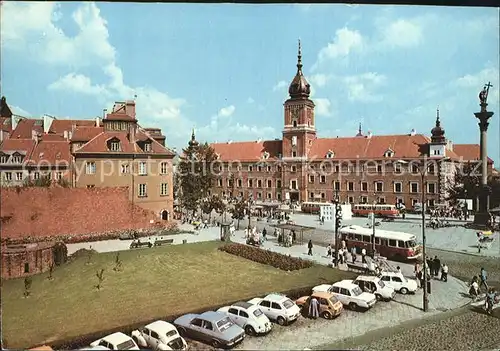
[406, 240, 417, 248]
[397, 240, 405, 248]
[375, 237, 381, 245]
[354, 234, 362, 241]
[363, 235, 371, 243]
[381, 239, 388, 246]
[388, 239, 397, 247]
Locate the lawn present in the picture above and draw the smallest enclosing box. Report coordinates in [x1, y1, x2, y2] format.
[2, 241, 353, 348]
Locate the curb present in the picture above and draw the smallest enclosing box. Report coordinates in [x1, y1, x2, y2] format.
[426, 245, 500, 258]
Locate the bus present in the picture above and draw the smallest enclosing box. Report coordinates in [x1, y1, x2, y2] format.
[301, 201, 331, 215]
[352, 204, 400, 218]
[340, 225, 421, 261]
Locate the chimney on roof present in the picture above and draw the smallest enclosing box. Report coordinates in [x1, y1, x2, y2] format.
[32, 130, 38, 144]
[257, 138, 262, 143]
[410, 128, 416, 136]
[125, 100, 136, 120]
[96, 116, 101, 127]
[367, 131, 373, 139]
[63, 131, 69, 140]
[43, 114, 54, 133]
[227, 140, 232, 144]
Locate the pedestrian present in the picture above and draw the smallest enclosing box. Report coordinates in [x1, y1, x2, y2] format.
[262, 227, 267, 241]
[441, 263, 448, 282]
[361, 248, 367, 263]
[339, 249, 344, 264]
[418, 270, 424, 288]
[469, 277, 479, 300]
[433, 256, 441, 277]
[343, 249, 348, 263]
[480, 267, 489, 290]
[309, 297, 319, 319]
[326, 244, 332, 257]
[396, 266, 402, 274]
[414, 262, 421, 279]
[308, 240, 313, 256]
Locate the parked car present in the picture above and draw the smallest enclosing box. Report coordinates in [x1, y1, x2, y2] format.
[295, 291, 343, 319]
[131, 320, 187, 350]
[173, 311, 245, 348]
[90, 332, 139, 350]
[217, 301, 273, 335]
[379, 271, 418, 294]
[247, 293, 301, 325]
[313, 280, 377, 311]
[351, 276, 396, 301]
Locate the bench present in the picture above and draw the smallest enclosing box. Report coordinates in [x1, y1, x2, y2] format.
[129, 240, 153, 249]
[153, 238, 174, 246]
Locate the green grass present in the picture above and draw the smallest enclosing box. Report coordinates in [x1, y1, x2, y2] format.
[2, 241, 353, 349]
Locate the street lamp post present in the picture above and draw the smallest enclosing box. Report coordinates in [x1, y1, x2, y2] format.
[371, 195, 376, 259]
[334, 189, 340, 267]
[247, 194, 253, 229]
[420, 170, 429, 312]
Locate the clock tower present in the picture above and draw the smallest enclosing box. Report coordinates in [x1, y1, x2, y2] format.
[282, 40, 316, 160]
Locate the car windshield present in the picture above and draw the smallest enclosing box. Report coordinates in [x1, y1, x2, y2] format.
[116, 340, 137, 350]
[352, 286, 362, 296]
[407, 240, 417, 248]
[329, 296, 339, 304]
[166, 330, 178, 338]
[283, 299, 295, 309]
[216, 317, 233, 332]
[167, 337, 184, 350]
[377, 280, 385, 288]
[253, 308, 264, 317]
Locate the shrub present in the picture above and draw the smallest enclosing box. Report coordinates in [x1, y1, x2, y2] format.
[219, 243, 314, 271]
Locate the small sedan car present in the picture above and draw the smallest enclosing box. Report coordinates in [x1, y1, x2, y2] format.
[173, 311, 245, 348]
[90, 332, 139, 350]
[218, 301, 272, 335]
[295, 291, 343, 319]
[131, 320, 187, 350]
[379, 271, 418, 294]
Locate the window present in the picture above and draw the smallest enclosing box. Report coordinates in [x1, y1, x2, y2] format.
[257, 192, 262, 199]
[24, 263, 29, 273]
[267, 179, 272, 188]
[334, 181, 340, 191]
[428, 199, 435, 207]
[310, 192, 314, 199]
[433, 149, 440, 156]
[397, 240, 405, 248]
[393, 163, 402, 174]
[191, 318, 203, 327]
[291, 180, 297, 189]
[276, 179, 282, 188]
[348, 182, 354, 191]
[267, 192, 272, 199]
[257, 166, 262, 172]
[161, 183, 168, 196]
[348, 196, 354, 203]
[360, 196, 368, 204]
[237, 179, 242, 187]
[293, 120, 298, 127]
[138, 162, 147, 175]
[239, 310, 249, 318]
[378, 197, 386, 204]
[248, 165, 253, 172]
[375, 181, 384, 192]
[12, 155, 22, 163]
[410, 182, 419, 193]
[248, 179, 253, 187]
[217, 179, 223, 187]
[121, 164, 129, 174]
[277, 192, 282, 200]
[160, 162, 168, 174]
[377, 164, 383, 173]
[392, 277, 403, 283]
[86, 162, 96, 174]
[257, 179, 262, 188]
[320, 175, 326, 183]
[271, 302, 281, 310]
[16, 172, 23, 181]
[86, 185, 95, 189]
[388, 239, 397, 247]
[292, 151, 297, 158]
[267, 166, 272, 172]
[55, 172, 63, 180]
[427, 183, 436, 194]
[138, 184, 147, 197]
[291, 165, 297, 172]
[361, 182, 368, 191]
[340, 288, 350, 296]
[309, 175, 315, 183]
[428, 163, 436, 174]
[0, 155, 7, 163]
[381, 276, 390, 282]
[110, 140, 120, 151]
[321, 192, 325, 199]
[144, 143, 152, 152]
[394, 182, 402, 193]
[411, 164, 419, 174]
[277, 165, 282, 172]
[33, 172, 40, 180]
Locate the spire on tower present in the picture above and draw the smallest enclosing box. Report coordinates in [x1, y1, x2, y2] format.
[288, 39, 311, 99]
[356, 122, 363, 137]
[297, 39, 303, 74]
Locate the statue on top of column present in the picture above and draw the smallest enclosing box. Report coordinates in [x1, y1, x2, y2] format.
[479, 82, 493, 110]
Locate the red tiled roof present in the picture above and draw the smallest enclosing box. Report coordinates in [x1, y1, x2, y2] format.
[211, 140, 282, 161]
[28, 141, 71, 165]
[105, 113, 136, 121]
[73, 131, 175, 156]
[453, 144, 494, 164]
[49, 119, 95, 134]
[0, 139, 36, 162]
[11, 119, 43, 139]
[71, 126, 104, 142]
[0, 117, 12, 133]
[41, 133, 65, 141]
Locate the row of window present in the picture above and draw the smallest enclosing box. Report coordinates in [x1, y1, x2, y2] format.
[136, 183, 169, 197]
[308, 194, 437, 207]
[85, 161, 169, 175]
[0, 154, 24, 164]
[213, 190, 283, 201]
[2, 171, 63, 182]
[218, 178, 283, 189]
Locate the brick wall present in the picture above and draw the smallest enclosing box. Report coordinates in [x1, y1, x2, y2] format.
[1, 243, 54, 279]
[0, 187, 158, 240]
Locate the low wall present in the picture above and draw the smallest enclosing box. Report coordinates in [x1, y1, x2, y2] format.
[0, 187, 164, 241]
[1, 242, 55, 279]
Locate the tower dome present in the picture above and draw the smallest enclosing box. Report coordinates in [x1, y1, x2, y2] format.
[188, 128, 199, 147]
[431, 108, 445, 143]
[288, 40, 311, 99]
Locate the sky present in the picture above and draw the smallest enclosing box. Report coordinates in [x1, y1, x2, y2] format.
[1, 2, 499, 163]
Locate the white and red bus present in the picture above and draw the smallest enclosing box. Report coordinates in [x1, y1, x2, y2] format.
[352, 204, 400, 218]
[340, 225, 421, 261]
[301, 201, 330, 214]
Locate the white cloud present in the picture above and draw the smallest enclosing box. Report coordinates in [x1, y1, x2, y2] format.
[343, 72, 387, 103]
[312, 28, 364, 70]
[246, 97, 255, 104]
[273, 80, 288, 92]
[379, 19, 423, 48]
[48, 73, 108, 96]
[454, 66, 500, 108]
[309, 74, 331, 87]
[314, 98, 332, 117]
[218, 105, 235, 118]
[10, 105, 31, 117]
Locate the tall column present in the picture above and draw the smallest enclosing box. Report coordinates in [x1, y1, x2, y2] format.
[473, 84, 495, 226]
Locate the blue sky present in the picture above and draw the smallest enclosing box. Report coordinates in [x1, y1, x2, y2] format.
[1, 2, 499, 163]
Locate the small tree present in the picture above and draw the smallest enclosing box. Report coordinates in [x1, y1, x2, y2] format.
[47, 263, 54, 280]
[113, 253, 123, 272]
[23, 277, 32, 298]
[95, 269, 105, 290]
[230, 198, 247, 230]
[23, 175, 52, 188]
[200, 198, 213, 222]
[86, 246, 94, 265]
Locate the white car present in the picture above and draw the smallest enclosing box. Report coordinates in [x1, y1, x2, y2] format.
[379, 271, 418, 294]
[313, 280, 377, 311]
[90, 332, 139, 350]
[247, 293, 301, 325]
[352, 276, 396, 301]
[218, 301, 273, 335]
[131, 320, 187, 350]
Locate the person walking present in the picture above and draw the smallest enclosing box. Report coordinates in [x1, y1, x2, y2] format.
[326, 244, 332, 257]
[441, 263, 448, 282]
[361, 248, 367, 263]
[480, 268, 489, 291]
[309, 297, 319, 319]
[307, 240, 313, 256]
[433, 256, 441, 277]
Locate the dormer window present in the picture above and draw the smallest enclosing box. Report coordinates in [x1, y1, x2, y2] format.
[293, 120, 298, 128]
[215, 153, 221, 160]
[326, 150, 334, 159]
[384, 149, 395, 158]
[144, 142, 152, 152]
[262, 151, 270, 160]
[0, 154, 8, 164]
[107, 137, 121, 152]
[12, 153, 23, 163]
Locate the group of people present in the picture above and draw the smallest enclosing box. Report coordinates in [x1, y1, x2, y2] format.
[413, 256, 449, 287]
[245, 226, 265, 246]
[469, 268, 498, 313]
[278, 229, 296, 247]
